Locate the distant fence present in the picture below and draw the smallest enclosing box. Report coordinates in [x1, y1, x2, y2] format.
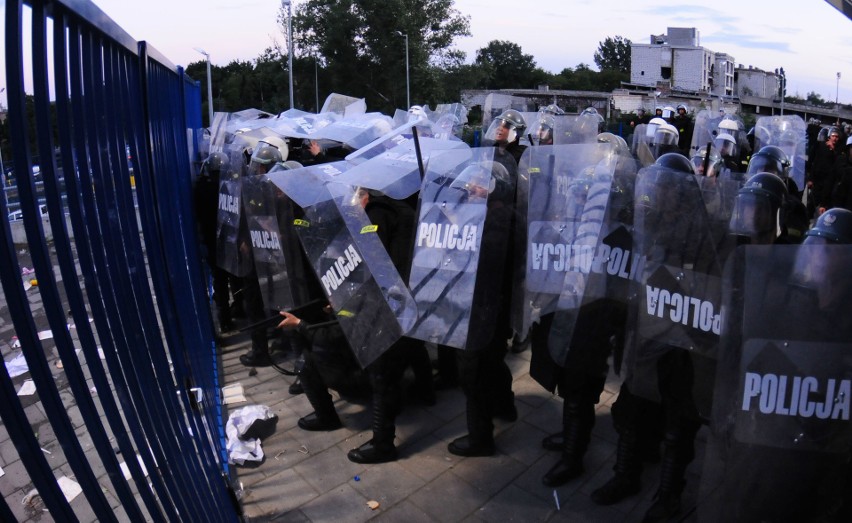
[1, 1, 236, 521]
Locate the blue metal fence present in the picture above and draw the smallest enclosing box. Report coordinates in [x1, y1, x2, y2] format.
[1, 1, 236, 520]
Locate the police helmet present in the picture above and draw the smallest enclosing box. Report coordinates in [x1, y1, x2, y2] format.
[690, 148, 720, 175]
[540, 104, 565, 116]
[747, 145, 790, 178]
[497, 109, 526, 132]
[250, 144, 283, 172]
[597, 132, 629, 155]
[847, 135, 852, 148]
[676, 103, 688, 113]
[408, 105, 427, 122]
[581, 107, 598, 116]
[817, 127, 829, 142]
[718, 118, 739, 132]
[661, 106, 675, 119]
[805, 208, 852, 245]
[204, 151, 230, 176]
[646, 117, 667, 139]
[654, 123, 679, 146]
[738, 172, 787, 209]
[714, 132, 737, 157]
[491, 109, 526, 143]
[533, 115, 555, 145]
[655, 152, 694, 174]
[259, 135, 289, 161]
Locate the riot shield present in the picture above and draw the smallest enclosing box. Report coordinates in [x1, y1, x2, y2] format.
[319, 93, 367, 116]
[431, 103, 467, 140]
[312, 113, 395, 150]
[696, 169, 746, 252]
[407, 147, 515, 350]
[241, 172, 312, 312]
[208, 112, 232, 153]
[392, 106, 433, 130]
[291, 181, 418, 367]
[340, 130, 471, 200]
[624, 165, 722, 411]
[216, 171, 253, 277]
[753, 115, 807, 192]
[698, 244, 852, 522]
[266, 161, 350, 208]
[481, 93, 532, 132]
[689, 111, 746, 164]
[272, 109, 339, 140]
[512, 143, 615, 338]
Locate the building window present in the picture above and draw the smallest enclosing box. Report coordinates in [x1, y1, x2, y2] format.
[661, 67, 671, 80]
[641, 71, 645, 76]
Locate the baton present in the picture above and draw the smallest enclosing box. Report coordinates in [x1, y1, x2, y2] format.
[304, 319, 340, 331]
[237, 298, 326, 332]
[412, 126, 426, 180]
[702, 142, 711, 177]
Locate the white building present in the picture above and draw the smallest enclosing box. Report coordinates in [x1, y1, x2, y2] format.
[630, 27, 734, 96]
[735, 66, 782, 99]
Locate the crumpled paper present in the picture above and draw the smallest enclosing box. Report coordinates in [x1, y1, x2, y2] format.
[225, 405, 278, 465]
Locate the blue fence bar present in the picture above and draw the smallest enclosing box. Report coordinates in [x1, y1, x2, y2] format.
[0, 1, 237, 520]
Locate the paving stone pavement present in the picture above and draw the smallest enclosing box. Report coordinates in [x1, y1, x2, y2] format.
[221, 332, 706, 523]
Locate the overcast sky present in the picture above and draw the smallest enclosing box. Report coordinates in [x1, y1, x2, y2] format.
[2, 0, 851, 107]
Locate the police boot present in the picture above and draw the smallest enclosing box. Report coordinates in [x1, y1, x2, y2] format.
[297, 370, 342, 432]
[542, 401, 593, 487]
[641, 431, 692, 523]
[448, 400, 495, 457]
[591, 429, 642, 506]
[218, 309, 235, 333]
[541, 431, 564, 452]
[239, 328, 271, 366]
[347, 391, 398, 464]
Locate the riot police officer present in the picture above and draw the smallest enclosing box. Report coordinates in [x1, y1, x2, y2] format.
[484, 109, 527, 174]
[195, 151, 238, 333]
[239, 142, 284, 366]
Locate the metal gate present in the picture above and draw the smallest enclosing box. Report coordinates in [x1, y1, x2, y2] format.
[0, 1, 237, 521]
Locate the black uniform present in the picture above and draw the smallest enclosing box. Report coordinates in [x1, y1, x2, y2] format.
[347, 193, 433, 463]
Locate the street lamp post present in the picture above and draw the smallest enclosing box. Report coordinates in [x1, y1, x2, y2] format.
[396, 31, 410, 108]
[0, 87, 6, 186]
[837, 72, 841, 105]
[194, 48, 214, 126]
[283, 0, 294, 109]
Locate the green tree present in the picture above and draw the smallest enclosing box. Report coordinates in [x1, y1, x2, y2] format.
[474, 40, 538, 89]
[593, 35, 631, 73]
[289, 0, 470, 113]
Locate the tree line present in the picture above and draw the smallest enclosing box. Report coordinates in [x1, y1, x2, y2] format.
[185, 0, 633, 126]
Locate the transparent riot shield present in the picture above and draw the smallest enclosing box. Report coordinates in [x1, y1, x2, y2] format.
[272, 109, 340, 140]
[266, 161, 349, 209]
[320, 93, 367, 116]
[546, 153, 639, 369]
[208, 112, 232, 154]
[241, 173, 311, 312]
[481, 93, 532, 132]
[291, 181, 418, 367]
[407, 147, 515, 350]
[689, 110, 745, 160]
[753, 115, 808, 192]
[696, 169, 746, 253]
[216, 172, 253, 277]
[311, 113, 395, 150]
[392, 106, 433, 130]
[623, 165, 722, 411]
[340, 132, 470, 200]
[698, 244, 852, 522]
[431, 103, 467, 140]
[512, 144, 614, 338]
